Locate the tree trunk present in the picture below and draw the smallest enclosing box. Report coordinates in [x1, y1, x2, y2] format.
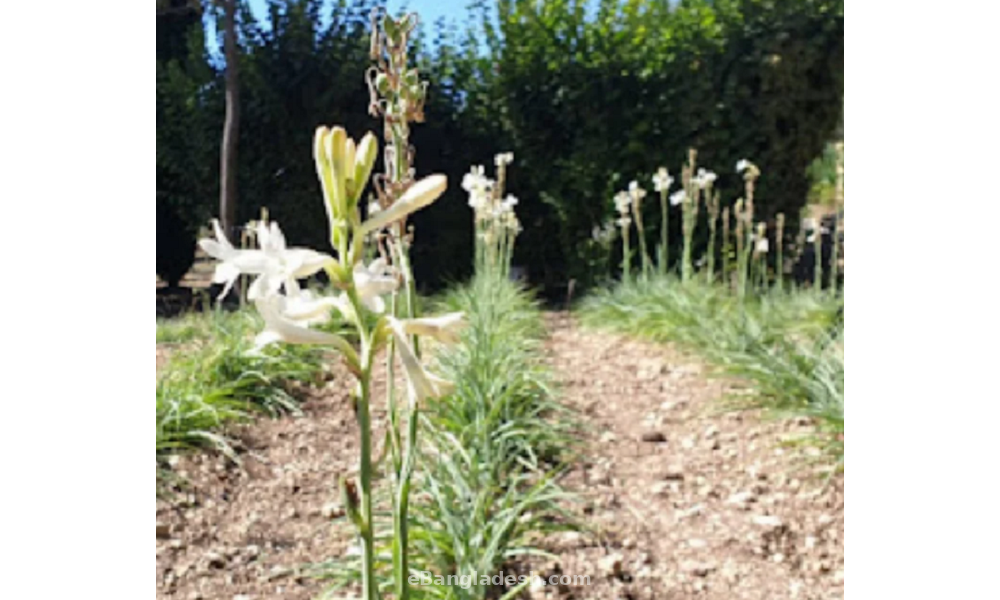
[219, 0, 239, 238]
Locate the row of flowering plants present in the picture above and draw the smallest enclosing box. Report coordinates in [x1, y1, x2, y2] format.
[608, 149, 843, 297]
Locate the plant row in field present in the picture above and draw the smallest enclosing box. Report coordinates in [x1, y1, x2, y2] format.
[155, 310, 329, 494]
[579, 277, 843, 471]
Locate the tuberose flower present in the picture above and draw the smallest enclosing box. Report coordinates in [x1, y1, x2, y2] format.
[395, 312, 467, 345]
[353, 258, 399, 313]
[669, 190, 687, 207]
[494, 152, 514, 167]
[359, 174, 447, 235]
[249, 221, 336, 300]
[614, 191, 631, 215]
[198, 219, 333, 301]
[386, 316, 455, 406]
[628, 180, 647, 202]
[253, 293, 349, 351]
[693, 168, 717, 189]
[652, 167, 674, 193]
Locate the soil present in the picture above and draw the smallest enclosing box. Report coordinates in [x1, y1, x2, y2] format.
[522, 313, 844, 600]
[155, 313, 843, 600]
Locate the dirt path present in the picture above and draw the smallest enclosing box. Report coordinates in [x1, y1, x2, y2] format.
[156, 359, 388, 600]
[155, 313, 844, 600]
[530, 313, 844, 600]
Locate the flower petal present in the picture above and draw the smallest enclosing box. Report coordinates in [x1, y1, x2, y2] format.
[255, 296, 351, 347]
[387, 317, 453, 405]
[398, 312, 466, 345]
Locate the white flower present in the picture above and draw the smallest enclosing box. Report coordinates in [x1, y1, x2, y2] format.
[353, 258, 399, 313]
[616, 216, 631, 228]
[198, 219, 266, 299]
[467, 195, 487, 212]
[628, 180, 647, 202]
[592, 222, 616, 243]
[387, 316, 455, 406]
[736, 159, 750, 173]
[693, 168, 717, 189]
[462, 165, 492, 195]
[669, 190, 687, 207]
[501, 194, 519, 212]
[367, 200, 382, 216]
[395, 312, 467, 345]
[494, 152, 514, 167]
[198, 219, 333, 301]
[463, 166, 494, 214]
[652, 167, 674, 192]
[249, 221, 336, 300]
[613, 191, 631, 215]
[252, 293, 348, 351]
[359, 175, 447, 235]
[755, 237, 769, 253]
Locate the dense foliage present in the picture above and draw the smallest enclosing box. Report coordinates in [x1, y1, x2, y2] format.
[156, 0, 843, 294]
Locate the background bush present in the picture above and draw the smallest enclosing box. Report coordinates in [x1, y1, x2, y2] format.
[156, 0, 843, 295]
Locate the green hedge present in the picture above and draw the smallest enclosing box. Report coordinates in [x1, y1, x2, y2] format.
[156, 0, 843, 295]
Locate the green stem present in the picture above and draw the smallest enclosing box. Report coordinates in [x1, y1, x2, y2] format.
[813, 229, 823, 292]
[828, 214, 840, 293]
[386, 294, 401, 474]
[659, 193, 669, 275]
[635, 210, 649, 279]
[706, 220, 717, 284]
[346, 283, 377, 600]
[682, 200, 693, 283]
[621, 226, 631, 282]
[357, 376, 376, 600]
[394, 403, 419, 598]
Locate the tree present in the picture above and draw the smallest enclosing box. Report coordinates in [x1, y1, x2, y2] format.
[219, 0, 240, 238]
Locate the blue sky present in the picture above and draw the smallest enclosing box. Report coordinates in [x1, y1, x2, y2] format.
[205, 0, 484, 57]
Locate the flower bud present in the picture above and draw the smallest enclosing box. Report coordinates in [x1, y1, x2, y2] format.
[358, 174, 447, 236]
[351, 132, 379, 207]
[375, 72, 390, 95]
[383, 14, 400, 44]
[327, 127, 349, 214]
[314, 127, 337, 229]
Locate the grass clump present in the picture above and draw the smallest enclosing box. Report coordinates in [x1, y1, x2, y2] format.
[411, 274, 577, 598]
[156, 308, 329, 495]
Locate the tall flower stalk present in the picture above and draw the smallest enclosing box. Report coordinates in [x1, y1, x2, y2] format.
[629, 181, 651, 278]
[653, 167, 674, 275]
[201, 13, 462, 600]
[614, 190, 632, 281]
[753, 221, 769, 290]
[721, 205, 731, 286]
[807, 217, 824, 291]
[735, 159, 760, 301]
[705, 189, 720, 284]
[734, 199, 745, 297]
[200, 121, 460, 600]
[365, 11, 439, 599]
[775, 212, 785, 293]
[465, 153, 521, 279]
[828, 212, 841, 293]
[680, 150, 714, 283]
